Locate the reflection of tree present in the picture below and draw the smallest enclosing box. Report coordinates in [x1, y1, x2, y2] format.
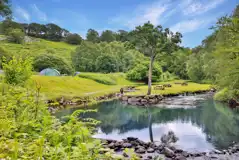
[56, 99, 239, 149]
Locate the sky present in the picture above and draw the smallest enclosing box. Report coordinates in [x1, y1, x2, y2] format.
[9, 0, 239, 47]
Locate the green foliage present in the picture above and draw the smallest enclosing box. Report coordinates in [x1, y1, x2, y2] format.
[2, 56, 33, 86]
[33, 54, 74, 75]
[127, 61, 162, 83]
[0, 0, 12, 18]
[187, 5, 239, 100]
[72, 41, 145, 73]
[129, 22, 182, 94]
[160, 71, 178, 82]
[0, 86, 110, 159]
[0, 46, 12, 68]
[65, 33, 82, 45]
[214, 88, 231, 101]
[96, 54, 118, 73]
[186, 53, 205, 82]
[7, 28, 25, 44]
[86, 29, 100, 43]
[100, 30, 116, 42]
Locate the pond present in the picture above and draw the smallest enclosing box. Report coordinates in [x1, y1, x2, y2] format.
[55, 94, 239, 152]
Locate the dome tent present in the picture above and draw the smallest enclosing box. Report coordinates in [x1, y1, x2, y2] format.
[39, 68, 60, 76]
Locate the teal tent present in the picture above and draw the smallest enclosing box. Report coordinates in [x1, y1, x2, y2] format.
[39, 68, 60, 76]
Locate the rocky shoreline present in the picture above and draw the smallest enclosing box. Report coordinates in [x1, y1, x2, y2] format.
[100, 136, 239, 160]
[120, 90, 211, 106]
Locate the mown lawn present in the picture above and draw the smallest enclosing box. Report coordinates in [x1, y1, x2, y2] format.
[126, 80, 211, 95]
[30, 73, 136, 100]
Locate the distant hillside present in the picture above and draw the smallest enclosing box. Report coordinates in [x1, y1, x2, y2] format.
[0, 35, 77, 64]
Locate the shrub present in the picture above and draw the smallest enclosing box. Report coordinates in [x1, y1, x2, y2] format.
[2, 56, 33, 86]
[160, 71, 178, 82]
[0, 46, 12, 68]
[95, 54, 119, 73]
[65, 33, 82, 45]
[7, 28, 25, 44]
[33, 54, 74, 75]
[127, 61, 162, 83]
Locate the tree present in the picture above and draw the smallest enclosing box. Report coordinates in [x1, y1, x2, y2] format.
[65, 33, 82, 45]
[130, 22, 182, 95]
[95, 54, 118, 73]
[0, 0, 12, 18]
[33, 54, 74, 75]
[7, 28, 25, 44]
[100, 30, 116, 42]
[86, 29, 100, 43]
[127, 61, 162, 83]
[71, 41, 100, 72]
[116, 30, 129, 42]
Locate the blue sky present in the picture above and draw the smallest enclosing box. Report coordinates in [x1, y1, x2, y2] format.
[9, 0, 238, 47]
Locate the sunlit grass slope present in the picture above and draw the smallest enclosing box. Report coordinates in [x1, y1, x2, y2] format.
[0, 37, 76, 63]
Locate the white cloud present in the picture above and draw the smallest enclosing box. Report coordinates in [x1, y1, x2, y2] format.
[182, 0, 226, 16]
[111, 0, 171, 29]
[15, 6, 30, 22]
[170, 18, 212, 34]
[31, 4, 47, 22]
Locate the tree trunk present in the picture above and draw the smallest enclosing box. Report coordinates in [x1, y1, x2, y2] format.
[147, 56, 154, 95]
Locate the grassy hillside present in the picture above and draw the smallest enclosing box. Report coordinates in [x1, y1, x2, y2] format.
[0, 36, 76, 63]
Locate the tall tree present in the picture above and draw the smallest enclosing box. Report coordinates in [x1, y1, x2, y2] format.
[86, 29, 99, 43]
[130, 22, 182, 95]
[0, 0, 12, 18]
[100, 30, 116, 42]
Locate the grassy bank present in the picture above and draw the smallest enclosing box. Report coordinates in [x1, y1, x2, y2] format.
[30, 73, 136, 100]
[126, 80, 211, 96]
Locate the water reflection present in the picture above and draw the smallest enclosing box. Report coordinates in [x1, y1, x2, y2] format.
[55, 95, 239, 152]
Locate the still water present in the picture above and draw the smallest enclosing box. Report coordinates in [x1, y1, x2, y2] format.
[55, 94, 239, 152]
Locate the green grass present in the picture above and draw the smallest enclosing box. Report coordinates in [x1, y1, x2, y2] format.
[126, 80, 211, 96]
[78, 72, 135, 85]
[30, 73, 136, 100]
[0, 37, 76, 63]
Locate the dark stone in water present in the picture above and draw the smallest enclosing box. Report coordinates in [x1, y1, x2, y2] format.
[175, 155, 186, 160]
[122, 142, 132, 148]
[123, 152, 129, 157]
[108, 142, 115, 149]
[136, 147, 146, 154]
[127, 137, 138, 141]
[163, 147, 175, 158]
[147, 148, 155, 153]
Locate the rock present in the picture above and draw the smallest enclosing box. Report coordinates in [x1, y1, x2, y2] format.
[147, 155, 153, 159]
[136, 147, 146, 154]
[175, 149, 183, 153]
[128, 97, 140, 103]
[123, 152, 129, 157]
[122, 143, 132, 148]
[108, 143, 115, 149]
[182, 151, 189, 157]
[137, 155, 143, 158]
[122, 96, 128, 101]
[114, 147, 121, 152]
[147, 148, 155, 153]
[175, 155, 186, 160]
[163, 147, 175, 158]
[114, 141, 122, 147]
[127, 137, 138, 141]
[213, 149, 222, 154]
[228, 98, 239, 108]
